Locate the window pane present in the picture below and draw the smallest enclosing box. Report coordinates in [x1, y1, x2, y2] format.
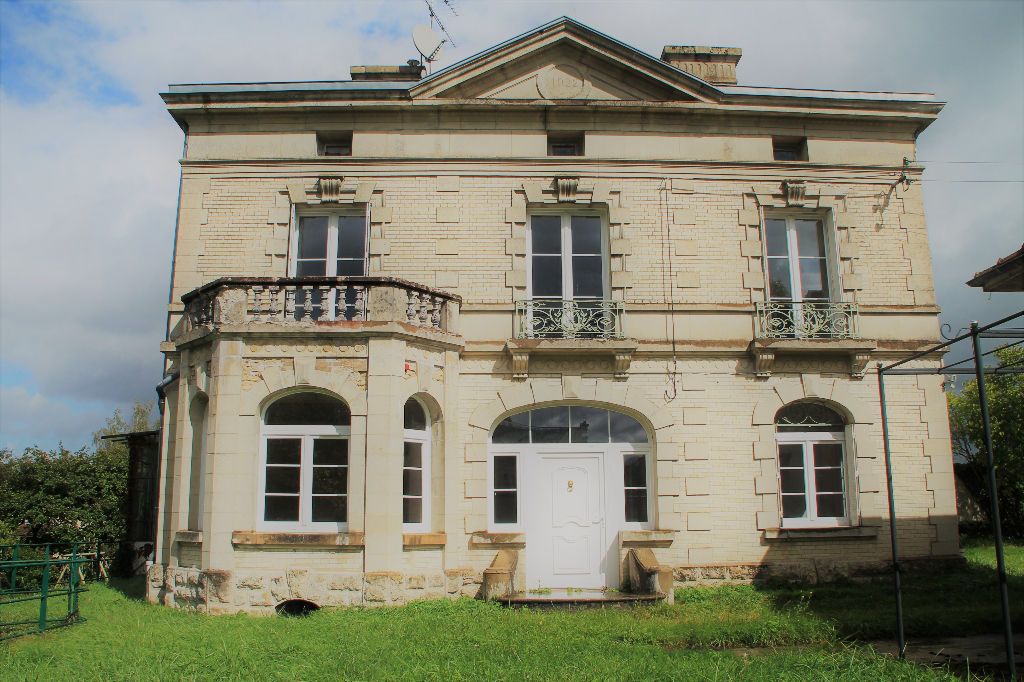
[531, 216, 562, 253]
[296, 260, 327, 277]
[572, 255, 603, 298]
[795, 220, 825, 258]
[571, 216, 602, 254]
[765, 219, 788, 257]
[403, 468, 423, 497]
[313, 467, 347, 494]
[780, 469, 805, 494]
[403, 497, 423, 524]
[814, 443, 843, 468]
[266, 439, 301, 465]
[266, 467, 300, 494]
[298, 217, 328, 259]
[815, 468, 843, 494]
[264, 495, 299, 522]
[570, 407, 609, 443]
[531, 406, 570, 443]
[336, 259, 365, 276]
[781, 495, 806, 519]
[610, 412, 647, 443]
[404, 399, 427, 430]
[625, 489, 648, 523]
[532, 256, 563, 296]
[404, 441, 423, 469]
[493, 413, 530, 443]
[338, 216, 366, 259]
[816, 493, 845, 518]
[312, 496, 347, 523]
[778, 443, 803, 468]
[623, 454, 647, 488]
[494, 456, 517, 489]
[313, 439, 348, 466]
[494, 491, 517, 523]
[799, 259, 828, 299]
[768, 258, 793, 300]
[265, 393, 350, 426]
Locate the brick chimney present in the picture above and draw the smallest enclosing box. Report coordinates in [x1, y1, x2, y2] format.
[660, 46, 741, 85]
[350, 60, 424, 82]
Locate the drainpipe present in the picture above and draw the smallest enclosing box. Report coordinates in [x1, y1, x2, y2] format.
[155, 372, 180, 416]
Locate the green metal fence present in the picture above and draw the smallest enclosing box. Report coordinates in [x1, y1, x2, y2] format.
[1, 544, 104, 640]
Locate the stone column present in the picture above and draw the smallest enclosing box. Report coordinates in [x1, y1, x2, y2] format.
[363, 337, 406, 571]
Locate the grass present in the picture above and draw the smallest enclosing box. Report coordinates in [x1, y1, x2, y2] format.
[2, 540, 1020, 680]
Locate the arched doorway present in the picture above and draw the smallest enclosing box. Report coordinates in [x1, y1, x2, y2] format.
[489, 405, 651, 590]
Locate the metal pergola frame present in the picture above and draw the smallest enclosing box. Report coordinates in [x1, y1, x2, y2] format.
[877, 308, 1024, 675]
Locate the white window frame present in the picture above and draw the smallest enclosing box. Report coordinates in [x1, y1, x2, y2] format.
[525, 210, 610, 302]
[288, 208, 369, 278]
[258, 421, 350, 532]
[775, 430, 850, 529]
[402, 399, 431, 532]
[761, 211, 841, 303]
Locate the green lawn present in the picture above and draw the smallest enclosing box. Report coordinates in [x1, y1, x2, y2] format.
[2, 541, 1020, 681]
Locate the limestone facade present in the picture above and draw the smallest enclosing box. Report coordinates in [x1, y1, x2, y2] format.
[151, 18, 954, 612]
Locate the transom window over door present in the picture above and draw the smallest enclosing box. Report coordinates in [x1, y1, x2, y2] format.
[293, 213, 367, 277]
[775, 402, 849, 528]
[260, 392, 351, 531]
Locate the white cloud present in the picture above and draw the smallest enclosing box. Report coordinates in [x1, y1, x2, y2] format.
[0, 0, 1021, 450]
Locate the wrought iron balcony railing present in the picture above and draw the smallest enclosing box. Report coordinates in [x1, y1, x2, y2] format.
[755, 301, 859, 340]
[514, 298, 625, 340]
[179, 277, 460, 337]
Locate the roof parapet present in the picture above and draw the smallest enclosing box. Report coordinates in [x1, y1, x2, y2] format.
[661, 45, 741, 85]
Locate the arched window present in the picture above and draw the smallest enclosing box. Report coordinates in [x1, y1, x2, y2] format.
[402, 398, 431, 531]
[187, 396, 208, 531]
[775, 402, 848, 528]
[489, 406, 650, 529]
[260, 392, 350, 530]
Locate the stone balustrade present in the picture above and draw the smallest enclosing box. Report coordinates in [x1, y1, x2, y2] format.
[179, 277, 460, 337]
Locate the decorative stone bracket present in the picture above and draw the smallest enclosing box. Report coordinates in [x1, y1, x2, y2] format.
[505, 338, 638, 380]
[750, 339, 877, 379]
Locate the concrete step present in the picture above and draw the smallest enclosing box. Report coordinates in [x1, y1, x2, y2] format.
[501, 589, 664, 608]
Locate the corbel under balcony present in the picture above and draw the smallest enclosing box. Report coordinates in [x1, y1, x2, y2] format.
[505, 338, 638, 380]
[750, 338, 876, 379]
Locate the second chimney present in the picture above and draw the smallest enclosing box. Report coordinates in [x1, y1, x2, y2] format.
[660, 46, 741, 85]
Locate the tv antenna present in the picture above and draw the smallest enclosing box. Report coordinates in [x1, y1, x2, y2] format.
[414, 0, 457, 73]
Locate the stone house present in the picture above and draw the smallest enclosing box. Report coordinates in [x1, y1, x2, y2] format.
[149, 17, 956, 612]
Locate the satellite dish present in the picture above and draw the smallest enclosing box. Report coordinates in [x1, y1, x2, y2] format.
[413, 24, 445, 62]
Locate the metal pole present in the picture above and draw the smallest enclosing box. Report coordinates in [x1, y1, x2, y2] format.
[877, 363, 906, 659]
[971, 321, 1016, 677]
[39, 561, 49, 633]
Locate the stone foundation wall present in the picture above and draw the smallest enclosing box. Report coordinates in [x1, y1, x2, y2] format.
[147, 564, 483, 613]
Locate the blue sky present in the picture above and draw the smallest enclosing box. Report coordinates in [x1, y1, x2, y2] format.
[1, 0, 1022, 452]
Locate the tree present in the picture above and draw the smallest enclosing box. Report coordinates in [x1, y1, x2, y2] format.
[949, 346, 1024, 537]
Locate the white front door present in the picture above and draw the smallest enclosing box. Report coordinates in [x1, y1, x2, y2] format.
[526, 453, 606, 589]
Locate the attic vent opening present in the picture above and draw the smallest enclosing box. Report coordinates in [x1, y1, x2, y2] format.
[772, 137, 808, 162]
[276, 599, 320, 616]
[318, 132, 353, 157]
[547, 132, 584, 157]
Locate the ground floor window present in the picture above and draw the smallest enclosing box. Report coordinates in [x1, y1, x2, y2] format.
[260, 392, 351, 531]
[775, 402, 849, 528]
[402, 398, 431, 531]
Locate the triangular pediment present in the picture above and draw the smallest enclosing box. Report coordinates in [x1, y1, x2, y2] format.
[411, 18, 718, 103]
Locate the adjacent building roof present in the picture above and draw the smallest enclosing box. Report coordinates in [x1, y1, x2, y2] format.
[967, 244, 1024, 292]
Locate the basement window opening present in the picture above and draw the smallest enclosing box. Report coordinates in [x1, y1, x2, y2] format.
[276, 599, 320, 616]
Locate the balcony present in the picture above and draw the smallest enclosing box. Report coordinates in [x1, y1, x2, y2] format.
[751, 301, 873, 378]
[507, 298, 635, 380]
[175, 277, 460, 341]
[514, 298, 625, 340]
[754, 301, 859, 340]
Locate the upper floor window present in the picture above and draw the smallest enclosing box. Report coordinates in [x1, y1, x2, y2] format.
[402, 398, 431, 532]
[260, 392, 351, 531]
[775, 402, 849, 528]
[529, 213, 606, 301]
[547, 132, 584, 156]
[764, 216, 832, 303]
[292, 212, 367, 277]
[772, 136, 807, 161]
